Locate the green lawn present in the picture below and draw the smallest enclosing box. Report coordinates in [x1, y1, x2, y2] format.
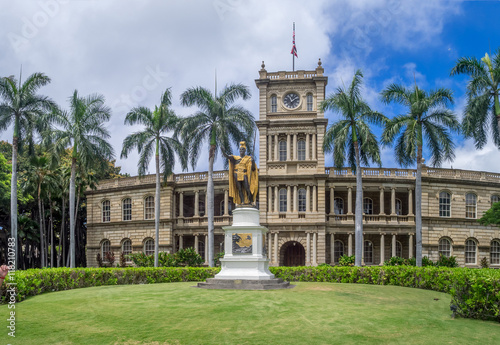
[2, 282, 499, 345]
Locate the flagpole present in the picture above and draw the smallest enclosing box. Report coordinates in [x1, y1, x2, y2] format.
[292, 22, 295, 71]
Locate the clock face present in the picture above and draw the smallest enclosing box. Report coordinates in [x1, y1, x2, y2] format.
[283, 93, 300, 109]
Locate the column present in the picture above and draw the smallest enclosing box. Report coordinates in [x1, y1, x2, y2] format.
[312, 185, 317, 212]
[347, 187, 353, 215]
[173, 191, 177, 218]
[391, 187, 396, 215]
[293, 185, 298, 212]
[179, 234, 184, 250]
[305, 133, 310, 160]
[379, 187, 385, 215]
[408, 188, 414, 215]
[204, 235, 208, 264]
[286, 186, 291, 213]
[312, 232, 317, 266]
[268, 233, 272, 261]
[194, 191, 199, 217]
[274, 186, 279, 212]
[329, 187, 335, 215]
[224, 189, 229, 215]
[293, 133, 297, 160]
[409, 234, 414, 258]
[330, 233, 335, 264]
[348, 233, 353, 256]
[268, 135, 272, 161]
[306, 232, 311, 265]
[274, 134, 278, 161]
[268, 186, 273, 212]
[179, 192, 184, 217]
[312, 133, 316, 160]
[274, 232, 278, 264]
[380, 234, 385, 264]
[306, 186, 311, 212]
[392, 234, 396, 257]
[286, 134, 291, 161]
[194, 234, 199, 254]
[205, 193, 208, 215]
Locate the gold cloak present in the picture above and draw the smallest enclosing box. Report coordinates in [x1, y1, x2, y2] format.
[228, 155, 259, 205]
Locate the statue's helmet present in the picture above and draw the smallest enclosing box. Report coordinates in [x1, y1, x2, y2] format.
[239, 141, 247, 149]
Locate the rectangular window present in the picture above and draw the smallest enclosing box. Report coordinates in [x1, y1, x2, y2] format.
[102, 201, 110, 222]
[271, 96, 277, 113]
[123, 198, 132, 221]
[465, 193, 476, 219]
[279, 188, 287, 212]
[307, 94, 313, 111]
[465, 240, 476, 264]
[491, 241, 500, 265]
[298, 189, 306, 212]
[144, 196, 154, 220]
[279, 140, 287, 161]
[439, 192, 451, 217]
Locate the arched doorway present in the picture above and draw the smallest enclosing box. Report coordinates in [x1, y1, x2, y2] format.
[282, 241, 305, 266]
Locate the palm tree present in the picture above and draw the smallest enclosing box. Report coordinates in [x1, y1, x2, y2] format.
[121, 88, 187, 267]
[450, 49, 500, 149]
[0, 72, 55, 268]
[321, 70, 386, 267]
[49, 90, 114, 268]
[381, 84, 459, 266]
[179, 83, 255, 267]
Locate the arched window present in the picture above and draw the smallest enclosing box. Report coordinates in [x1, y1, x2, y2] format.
[279, 140, 287, 161]
[491, 195, 500, 206]
[334, 240, 344, 263]
[122, 198, 132, 221]
[334, 197, 344, 215]
[491, 240, 500, 265]
[306, 94, 313, 111]
[144, 238, 155, 256]
[102, 200, 110, 222]
[297, 139, 306, 160]
[438, 238, 451, 258]
[101, 239, 111, 258]
[465, 239, 477, 264]
[363, 198, 373, 215]
[364, 240, 373, 264]
[270, 95, 277, 113]
[279, 188, 287, 212]
[439, 192, 451, 217]
[465, 193, 477, 219]
[144, 196, 154, 220]
[396, 241, 402, 258]
[298, 188, 306, 212]
[395, 199, 402, 215]
[122, 239, 132, 256]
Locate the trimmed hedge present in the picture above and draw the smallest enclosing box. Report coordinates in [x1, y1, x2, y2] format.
[1, 266, 499, 322]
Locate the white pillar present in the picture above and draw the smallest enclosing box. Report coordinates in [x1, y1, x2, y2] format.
[205, 193, 208, 215]
[391, 187, 396, 215]
[392, 234, 396, 257]
[194, 234, 199, 254]
[204, 235, 208, 264]
[273, 232, 278, 264]
[286, 134, 291, 161]
[274, 186, 279, 213]
[293, 185, 298, 212]
[409, 234, 414, 258]
[287, 185, 291, 213]
[274, 134, 278, 161]
[306, 186, 311, 213]
[312, 232, 317, 266]
[268, 232, 272, 261]
[312, 133, 316, 160]
[293, 133, 297, 160]
[306, 232, 311, 265]
[330, 187, 334, 215]
[179, 192, 184, 218]
[379, 187, 385, 215]
[408, 188, 414, 215]
[173, 191, 177, 218]
[268, 186, 273, 212]
[330, 233, 335, 264]
[224, 189, 229, 215]
[380, 234, 385, 264]
[268, 135, 272, 161]
[194, 191, 199, 217]
[348, 233, 353, 256]
[306, 133, 310, 160]
[179, 234, 184, 250]
[312, 185, 317, 212]
[347, 187, 353, 215]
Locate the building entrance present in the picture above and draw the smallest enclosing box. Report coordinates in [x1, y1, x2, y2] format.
[282, 241, 305, 266]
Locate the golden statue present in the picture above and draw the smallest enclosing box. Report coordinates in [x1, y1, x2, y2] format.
[224, 141, 258, 205]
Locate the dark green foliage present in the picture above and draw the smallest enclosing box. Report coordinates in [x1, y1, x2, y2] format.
[338, 255, 355, 266]
[176, 247, 204, 267]
[128, 248, 203, 268]
[96, 254, 103, 267]
[479, 201, 500, 226]
[214, 251, 225, 267]
[384, 255, 456, 267]
[480, 257, 489, 269]
[384, 256, 407, 266]
[435, 254, 459, 268]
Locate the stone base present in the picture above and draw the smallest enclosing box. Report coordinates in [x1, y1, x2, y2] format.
[196, 278, 294, 290]
[215, 257, 274, 280]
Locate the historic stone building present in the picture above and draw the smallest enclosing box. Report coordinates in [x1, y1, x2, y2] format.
[86, 60, 500, 268]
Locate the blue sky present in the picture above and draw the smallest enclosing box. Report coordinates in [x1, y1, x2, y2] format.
[0, 0, 499, 175]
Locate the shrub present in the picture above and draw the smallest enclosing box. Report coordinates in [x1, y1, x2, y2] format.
[384, 256, 407, 266]
[176, 248, 204, 267]
[338, 255, 355, 266]
[120, 252, 127, 267]
[480, 257, 489, 269]
[96, 253, 103, 268]
[214, 252, 225, 267]
[435, 255, 458, 268]
[128, 249, 204, 268]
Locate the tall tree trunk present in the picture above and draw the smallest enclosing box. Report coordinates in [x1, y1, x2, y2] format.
[416, 145, 423, 267]
[60, 196, 66, 267]
[354, 141, 363, 267]
[11, 134, 18, 270]
[154, 152, 160, 268]
[38, 183, 45, 267]
[69, 157, 77, 268]
[495, 93, 500, 133]
[207, 144, 215, 267]
[49, 192, 54, 268]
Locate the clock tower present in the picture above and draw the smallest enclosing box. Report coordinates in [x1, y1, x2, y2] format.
[255, 59, 328, 265]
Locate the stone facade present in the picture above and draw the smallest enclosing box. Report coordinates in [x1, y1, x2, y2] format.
[86, 61, 500, 268]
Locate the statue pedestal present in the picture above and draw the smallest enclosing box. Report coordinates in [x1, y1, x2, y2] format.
[197, 207, 292, 289]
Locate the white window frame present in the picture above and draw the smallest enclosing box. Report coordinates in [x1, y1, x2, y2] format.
[465, 239, 477, 264]
[334, 240, 344, 263]
[363, 198, 373, 215]
[122, 239, 132, 256]
[144, 238, 155, 256]
[491, 240, 500, 265]
[298, 188, 306, 212]
[364, 240, 373, 264]
[144, 196, 154, 220]
[439, 191, 451, 217]
[122, 198, 132, 221]
[101, 240, 111, 258]
[306, 94, 313, 111]
[438, 238, 451, 258]
[297, 139, 306, 160]
[465, 193, 477, 219]
[102, 200, 110, 222]
[271, 95, 277, 113]
[279, 140, 287, 161]
[279, 188, 287, 212]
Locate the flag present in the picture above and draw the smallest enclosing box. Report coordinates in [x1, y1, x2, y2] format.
[291, 23, 298, 58]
